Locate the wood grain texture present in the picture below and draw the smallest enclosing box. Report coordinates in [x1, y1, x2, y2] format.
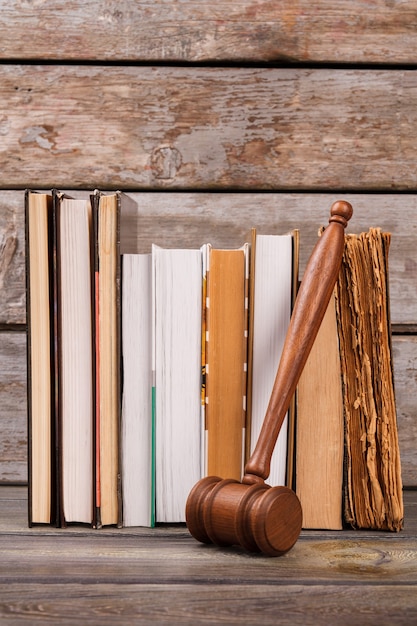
[0, 333, 415, 487]
[0, 487, 416, 625]
[0, 333, 26, 484]
[1, 1, 417, 64]
[0, 193, 25, 325]
[1, 191, 416, 325]
[2, 67, 417, 191]
[1, 583, 416, 626]
[392, 336, 417, 487]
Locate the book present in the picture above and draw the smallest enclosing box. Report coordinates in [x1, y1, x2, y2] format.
[26, 189, 127, 528]
[56, 193, 94, 525]
[27, 192, 403, 534]
[26, 190, 55, 526]
[247, 229, 298, 487]
[295, 227, 403, 532]
[152, 244, 203, 522]
[26, 190, 95, 526]
[296, 290, 344, 529]
[335, 228, 403, 531]
[121, 253, 154, 527]
[204, 244, 249, 481]
[92, 190, 122, 528]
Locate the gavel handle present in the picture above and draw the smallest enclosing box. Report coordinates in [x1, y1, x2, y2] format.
[243, 201, 353, 484]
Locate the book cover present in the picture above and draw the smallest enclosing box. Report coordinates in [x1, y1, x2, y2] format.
[26, 190, 57, 526]
[91, 190, 122, 528]
[204, 244, 249, 481]
[296, 290, 344, 529]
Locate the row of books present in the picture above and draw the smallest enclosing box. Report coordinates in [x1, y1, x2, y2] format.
[26, 190, 404, 532]
[26, 189, 123, 528]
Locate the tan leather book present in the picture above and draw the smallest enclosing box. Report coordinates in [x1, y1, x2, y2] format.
[204, 244, 249, 481]
[91, 190, 122, 529]
[296, 291, 344, 530]
[26, 190, 56, 526]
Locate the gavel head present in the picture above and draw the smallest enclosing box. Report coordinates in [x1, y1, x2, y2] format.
[185, 476, 302, 556]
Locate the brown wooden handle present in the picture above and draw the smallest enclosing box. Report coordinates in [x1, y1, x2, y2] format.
[243, 200, 353, 484]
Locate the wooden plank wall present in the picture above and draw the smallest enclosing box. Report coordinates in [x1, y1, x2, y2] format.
[0, 1, 416, 487]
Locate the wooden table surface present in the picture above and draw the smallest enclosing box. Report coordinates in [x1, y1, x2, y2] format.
[0, 486, 416, 625]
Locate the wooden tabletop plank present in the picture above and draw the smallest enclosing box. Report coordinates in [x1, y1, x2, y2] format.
[2, 66, 417, 191]
[0, 582, 416, 625]
[1, 536, 417, 585]
[1, 1, 417, 64]
[0, 489, 416, 586]
[1, 488, 416, 626]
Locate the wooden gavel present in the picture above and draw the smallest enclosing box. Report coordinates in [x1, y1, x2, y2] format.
[186, 200, 353, 556]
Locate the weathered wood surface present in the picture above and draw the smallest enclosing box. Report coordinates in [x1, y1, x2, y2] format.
[1, 192, 416, 326]
[0, 333, 26, 483]
[0, 193, 25, 325]
[0, 487, 416, 625]
[2, 66, 417, 191]
[1, 584, 416, 626]
[1, 1, 417, 64]
[1, 332, 416, 487]
[393, 336, 417, 486]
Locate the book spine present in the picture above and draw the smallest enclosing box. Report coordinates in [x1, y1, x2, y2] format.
[24, 191, 33, 528]
[51, 190, 63, 528]
[91, 191, 101, 529]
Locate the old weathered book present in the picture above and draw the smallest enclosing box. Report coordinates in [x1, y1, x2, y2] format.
[336, 228, 403, 531]
[296, 290, 344, 530]
[247, 229, 299, 488]
[296, 227, 403, 532]
[204, 244, 249, 481]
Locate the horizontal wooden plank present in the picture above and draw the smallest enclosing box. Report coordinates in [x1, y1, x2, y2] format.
[1, 332, 415, 487]
[4, 535, 415, 585]
[1, 191, 415, 325]
[2, 66, 417, 191]
[1, 1, 417, 64]
[1, 583, 416, 625]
